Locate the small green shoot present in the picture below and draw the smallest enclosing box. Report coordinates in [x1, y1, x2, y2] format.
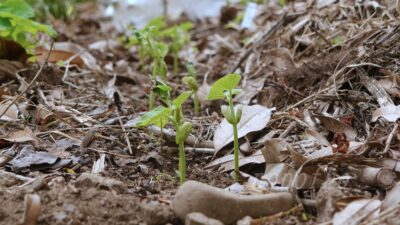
[160, 22, 193, 75]
[0, 0, 56, 53]
[132, 28, 169, 109]
[183, 63, 200, 114]
[132, 86, 193, 184]
[208, 73, 242, 181]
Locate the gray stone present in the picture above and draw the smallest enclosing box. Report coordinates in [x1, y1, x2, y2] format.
[185, 212, 223, 225]
[173, 181, 296, 224]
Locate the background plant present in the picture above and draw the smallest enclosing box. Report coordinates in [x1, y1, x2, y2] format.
[160, 22, 193, 75]
[0, 0, 56, 53]
[208, 73, 242, 181]
[183, 63, 200, 114]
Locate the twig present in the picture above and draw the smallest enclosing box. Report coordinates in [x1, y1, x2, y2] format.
[116, 110, 133, 154]
[382, 123, 399, 154]
[0, 42, 54, 119]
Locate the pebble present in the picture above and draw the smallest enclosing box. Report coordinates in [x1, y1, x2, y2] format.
[173, 180, 296, 224]
[75, 173, 126, 193]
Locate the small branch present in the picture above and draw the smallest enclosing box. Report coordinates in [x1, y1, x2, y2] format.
[382, 123, 399, 154]
[0, 42, 54, 119]
[116, 110, 133, 155]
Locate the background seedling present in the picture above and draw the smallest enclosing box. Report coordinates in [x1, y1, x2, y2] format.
[132, 84, 192, 184]
[0, 0, 56, 53]
[160, 22, 193, 75]
[208, 73, 242, 181]
[182, 63, 200, 114]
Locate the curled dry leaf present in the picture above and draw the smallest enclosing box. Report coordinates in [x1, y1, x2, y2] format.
[36, 42, 99, 71]
[371, 104, 400, 122]
[332, 199, 380, 225]
[204, 150, 265, 172]
[213, 104, 274, 152]
[0, 102, 18, 121]
[2, 127, 39, 145]
[315, 115, 357, 140]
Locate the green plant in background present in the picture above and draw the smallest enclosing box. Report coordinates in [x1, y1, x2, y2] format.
[126, 17, 192, 76]
[26, 0, 94, 22]
[132, 27, 169, 110]
[126, 17, 167, 72]
[160, 22, 193, 75]
[132, 82, 193, 184]
[182, 63, 200, 114]
[0, 0, 56, 53]
[208, 73, 242, 181]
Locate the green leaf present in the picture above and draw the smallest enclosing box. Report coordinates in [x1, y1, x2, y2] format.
[175, 122, 192, 144]
[131, 106, 170, 128]
[173, 91, 192, 107]
[0, 0, 34, 18]
[208, 73, 241, 100]
[153, 79, 171, 102]
[182, 76, 198, 91]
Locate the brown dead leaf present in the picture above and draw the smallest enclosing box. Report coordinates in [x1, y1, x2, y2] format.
[0, 102, 19, 121]
[315, 115, 357, 140]
[332, 199, 380, 225]
[2, 127, 39, 145]
[36, 42, 99, 71]
[36, 47, 85, 68]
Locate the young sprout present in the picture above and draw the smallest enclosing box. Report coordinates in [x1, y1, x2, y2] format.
[160, 22, 193, 75]
[208, 73, 242, 181]
[132, 28, 169, 110]
[132, 84, 192, 184]
[182, 63, 200, 114]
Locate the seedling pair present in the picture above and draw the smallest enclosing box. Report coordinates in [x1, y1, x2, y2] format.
[208, 73, 242, 181]
[132, 81, 192, 184]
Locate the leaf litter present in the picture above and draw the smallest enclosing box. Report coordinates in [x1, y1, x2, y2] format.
[2, 0, 400, 224]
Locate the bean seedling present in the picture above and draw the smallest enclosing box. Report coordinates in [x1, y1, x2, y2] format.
[208, 73, 242, 181]
[132, 82, 192, 184]
[182, 63, 200, 114]
[160, 22, 193, 75]
[0, 0, 56, 53]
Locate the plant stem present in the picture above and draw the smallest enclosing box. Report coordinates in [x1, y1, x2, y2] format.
[228, 90, 240, 181]
[149, 90, 155, 110]
[232, 122, 239, 181]
[173, 52, 179, 76]
[178, 142, 186, 184]
[194, 91, 200, 114]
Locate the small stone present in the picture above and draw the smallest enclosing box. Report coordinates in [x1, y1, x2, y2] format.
[75, 173, 126, 193]
[173, 181, 296, 224]
[237, 216, 252, 225]
[185, 212, 223, 225]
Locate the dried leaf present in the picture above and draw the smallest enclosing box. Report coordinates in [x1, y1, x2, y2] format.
[2, 127, 38, 145]
[332, 199, 380, 225]
[316, 115, 357, 140]
[372, 104, 400, 122]
[214, 104, 274, 151]
[0, 102, 18, 121]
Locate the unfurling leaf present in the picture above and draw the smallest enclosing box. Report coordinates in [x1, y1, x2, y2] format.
[131, 106, 170, 128]
[182, 76, 198, 91]
[173, 91, 192, 107]
[208, 73, 241, 100]
[176, 122, 192, 144]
